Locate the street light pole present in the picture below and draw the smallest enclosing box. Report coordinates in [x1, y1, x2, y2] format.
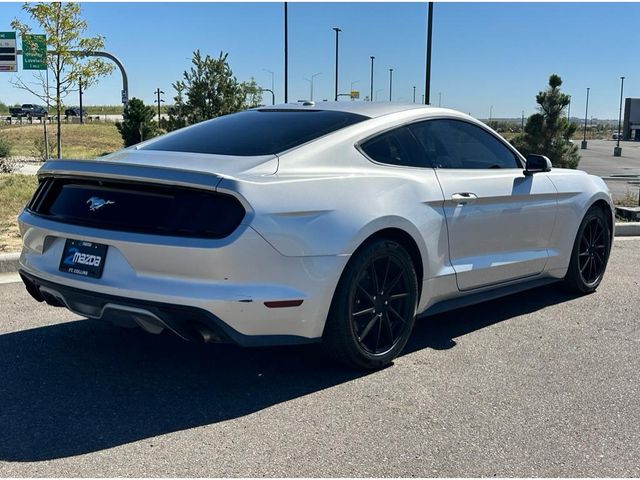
[305, 72, 321, 101]
[567, 95, 571, 121]
[614, 76, 625, 157]
[154, 88, 165, 124]
[438, 92, 442, 107]
[284, 2, 289, 103]
[413, 86, 416, 103]
[333, 27, 341, 101]
[581, 87, 590, 149]
[369, 56, 374, 102]
[424, 2, 433, 105]
[389, 68, 393, 102]
[263, 68, 275, 102]
[521, 110, 525, 132]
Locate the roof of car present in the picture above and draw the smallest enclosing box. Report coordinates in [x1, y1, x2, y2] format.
[256, 101, 435, 119]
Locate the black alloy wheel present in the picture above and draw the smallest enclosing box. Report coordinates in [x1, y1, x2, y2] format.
[564, 206, 611, 293]
[323, 239, 418, 369]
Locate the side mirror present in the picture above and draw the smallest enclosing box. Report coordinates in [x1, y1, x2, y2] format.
[524, 154, 552, 175]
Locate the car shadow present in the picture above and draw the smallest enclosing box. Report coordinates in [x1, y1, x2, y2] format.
[0, 283, 577, 462]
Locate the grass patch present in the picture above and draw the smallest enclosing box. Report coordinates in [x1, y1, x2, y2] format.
[0, 122, 123, 159]
[0, 174, 38, 253]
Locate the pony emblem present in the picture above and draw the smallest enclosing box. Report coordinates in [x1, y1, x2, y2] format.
[86, 196, 115, 212]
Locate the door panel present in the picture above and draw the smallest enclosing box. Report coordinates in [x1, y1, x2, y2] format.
[435, 169, 558, 290]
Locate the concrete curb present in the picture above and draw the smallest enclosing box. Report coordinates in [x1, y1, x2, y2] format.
[0, 224, 638, 275]
[615, 222, 640, 237]
[0, 253, 20, 274]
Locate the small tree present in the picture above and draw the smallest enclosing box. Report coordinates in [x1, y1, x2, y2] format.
[116, 98, 158, 147]
[165, 50, 262, 131]
[11, 2, 114, 158]
[511, 74, 579, 169]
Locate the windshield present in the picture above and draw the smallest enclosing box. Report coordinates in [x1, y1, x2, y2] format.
[140, 109, 369, 156]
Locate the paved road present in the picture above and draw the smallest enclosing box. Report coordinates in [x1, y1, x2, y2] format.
[0, 238, 638, 476]
[577, 139, 640, 202]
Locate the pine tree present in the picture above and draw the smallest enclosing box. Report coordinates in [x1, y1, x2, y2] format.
[511, 74, 580, 169]
[115, 98, 158, 147]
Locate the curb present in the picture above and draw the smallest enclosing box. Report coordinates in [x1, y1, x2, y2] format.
[0, 253, 20, 274]
[0, 224, 638, 275]
[615, 222, 640, 237]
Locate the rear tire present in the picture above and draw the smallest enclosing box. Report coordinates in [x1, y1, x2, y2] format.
[563, 206, 611, 294]
[323, 239, 418, 370]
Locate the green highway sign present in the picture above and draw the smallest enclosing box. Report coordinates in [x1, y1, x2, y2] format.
[0, 31, 17, 72]
[22, 34, 47, 70]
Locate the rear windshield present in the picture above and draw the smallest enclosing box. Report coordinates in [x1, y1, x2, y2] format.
[140, 109, 369, 156]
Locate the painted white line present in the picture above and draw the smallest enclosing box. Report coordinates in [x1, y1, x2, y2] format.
[0, 273, 21, 285]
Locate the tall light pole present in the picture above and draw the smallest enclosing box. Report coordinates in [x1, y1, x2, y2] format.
[154, 88, 165, 123]
[424, 2, 433, 105]
[305, 72, 322, 101]
[567, 95, 571, 121]
[369, 56, 375, 102]
[413, 86, 416, 103]
[581, 87, 590, 149]
[521, 110, 525, 132]
[284, 2, 288, 103]
[614, 76, 625, 157]
[438, 92, 442, 107]
[333, 27, 341, 101]
[263, 68, 274, 102]
[389, 68, 393, 101]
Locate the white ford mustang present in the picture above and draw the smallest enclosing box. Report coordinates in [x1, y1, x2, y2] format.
[18, 102, 614, 369]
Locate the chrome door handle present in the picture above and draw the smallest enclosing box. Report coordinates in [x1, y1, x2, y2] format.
[451, 192, 478, 205]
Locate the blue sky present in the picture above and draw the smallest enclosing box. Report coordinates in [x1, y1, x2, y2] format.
[1, 1, 639, 119]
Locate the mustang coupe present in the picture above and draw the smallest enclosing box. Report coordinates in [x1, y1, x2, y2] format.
[18, 102, 613, 368]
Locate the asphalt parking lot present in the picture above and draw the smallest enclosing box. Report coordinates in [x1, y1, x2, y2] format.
[577, 139, 640, 201]
[0, 238, 638, 477]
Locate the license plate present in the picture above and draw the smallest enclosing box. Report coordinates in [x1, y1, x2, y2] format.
[59, 239, 108, 278]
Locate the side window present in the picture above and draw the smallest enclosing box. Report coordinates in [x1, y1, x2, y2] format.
[360, 127, 425, 168]
[409, 119, 520, 169]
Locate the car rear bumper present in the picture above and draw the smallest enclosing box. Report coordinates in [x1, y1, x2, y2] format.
[18, 210, 349, 344]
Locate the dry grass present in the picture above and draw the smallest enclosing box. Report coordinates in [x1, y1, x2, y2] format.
[0, 174, 38, 253]
[0, 122, 122, 159]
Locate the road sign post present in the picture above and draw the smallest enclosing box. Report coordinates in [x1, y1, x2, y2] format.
[0, 32, 17, 72]
[22, 34, 47, 70]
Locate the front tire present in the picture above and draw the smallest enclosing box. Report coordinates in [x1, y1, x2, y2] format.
[563, 206, 611, 294]
[323, 239, 418, 370]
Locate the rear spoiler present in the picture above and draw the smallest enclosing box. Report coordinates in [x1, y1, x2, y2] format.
[36, 159, 223, 192]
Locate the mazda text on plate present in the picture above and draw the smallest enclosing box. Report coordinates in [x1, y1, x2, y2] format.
[18, 103, 614, 368]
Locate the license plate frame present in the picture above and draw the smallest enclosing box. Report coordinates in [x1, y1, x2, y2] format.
[59, 239, 108, 279]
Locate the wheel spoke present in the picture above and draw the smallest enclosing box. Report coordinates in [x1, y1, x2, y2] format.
[359, 314, 379, 341]
[383, 312, 395, 344]
[374, 315, 382, 352]
[390, 292, 409, 300]
[357, 283, 375, 304]
[380, 257, 391, 294]
[370, 262, 380, 295]
[352, 307, 375, 317]
[386, 271, 404, 295]
[388, 305, 406, 324]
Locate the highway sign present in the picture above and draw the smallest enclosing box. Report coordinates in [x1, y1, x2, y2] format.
[0, 32, 17, 72]
[22, 34, 47, 70]
[350, 90, 360, 99]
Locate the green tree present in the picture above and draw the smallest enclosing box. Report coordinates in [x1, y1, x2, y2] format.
[511, 74, 580, 169]
[165, 50, 262, 131]
[11, 2, 114, 158]
[115, 98, 158, 147]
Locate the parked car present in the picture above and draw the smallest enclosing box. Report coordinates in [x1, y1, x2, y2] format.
[65, 107, 87, 117]
[612, 131, 623, 140]
[9, 104, 48, 118]
[17, 103, 614, 369]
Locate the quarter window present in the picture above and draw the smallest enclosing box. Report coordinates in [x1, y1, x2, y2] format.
[359, 127, 424, 167]
[409, 119, 520, 169]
